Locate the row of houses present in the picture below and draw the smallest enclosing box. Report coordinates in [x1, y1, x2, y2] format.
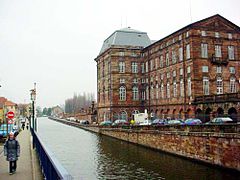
[95, 14, 240, 122]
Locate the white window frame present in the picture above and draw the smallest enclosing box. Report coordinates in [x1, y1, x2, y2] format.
[188, 77, 191, 96]
[201, 31, 206, 36]
[161, 83, 164, 99]
[229, 67, 235, 74]
[120, 78, 125, 84]
[156, 84, 159, 99]
[119, 62, 125, 73]
[203, 77, 209, 95]
[186, 44, 190, 59]
[166, 82, 170, 98]
[179, 47, 183, 61]
[215, 32, 220, 38]
[132, 86, 139, 100]
[201, 43, 208, 58]
[179, 68, 183, 76]
[166, 53, 169, 66]
[230, 77, 236, 93]
[187, 66, 191, 74]
[216, 77, 223, 94]
[228, 33, 232, 39]
[131, 62, 138, 73]
[141, 63, 145, 73]
[119, 86, 126, 101]
[202, 66, 208, 73]
[180, 79, 184, 97]
[215, 45, 222, 57]
[173, 81, 177, 97]
[216, 66, 222, 74]
[228, 46, 234, 60]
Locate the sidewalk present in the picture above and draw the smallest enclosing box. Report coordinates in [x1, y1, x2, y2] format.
[0, 129, 43, 180]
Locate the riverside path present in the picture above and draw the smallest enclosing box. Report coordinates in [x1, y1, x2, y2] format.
[0, 128, 43, 180]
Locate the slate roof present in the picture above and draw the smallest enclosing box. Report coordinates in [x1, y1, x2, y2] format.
[99, 27, 151, 54]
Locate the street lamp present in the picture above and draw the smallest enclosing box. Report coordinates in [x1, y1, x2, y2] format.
[30, 83, 37, 131]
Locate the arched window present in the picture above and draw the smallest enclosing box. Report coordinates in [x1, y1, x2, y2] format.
[132, 86, 139, 100]
[119, 86, 126, 101]
[216, 77, 223, 94]
[120, 111, 127, 120]
[230, 77, 236, 93]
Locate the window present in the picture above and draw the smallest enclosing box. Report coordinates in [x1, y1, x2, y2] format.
[160, 55, 164, 67]
[141, 78, 145, 84]
[173, 70, 176, 77]
[146, 86, 149, 100]
[141, 63, 145, 73]
[215, 32, 220, 38]
[201, 43, 208, 58]
[186, 31, 189, 38]
[203, 77, 209, 95]
[161, 73, 164, 80]
[229, 67, 235, 74]
[228, 33, 232, 39]
[230, 77, 236, 93]
[166, 82, 170, 98]
[228, 46, 234, 60]
[120, 78, 125, 84]
[179, 47, 183, 61]
[216, 77, 223, 94]
[179, 68, 183, 76]
[179, 34, 182, 40]
[150, 60, 154, 71]
[119, 62, 125, 73]
[172, 51, 177, 64]
[173, 81, 177, 97]
[119, 52, 124, 56]
[166, 53, 169, 66]
[155, 58, 158, 68]
[131, 52, 137, 57]
[180, 79, 184, 97]
[120, 111, 127, 120]
[186, 44, 190, 59]
[201, 31, 206, 36]
[145, 62, 148, 72]
[161, 83, 164, 99]
[132, 86, 139, 100]
[132, 62, 138, 73]
[119, 86, 126, 100]
[133, 78, 138, 84]
[141, 90, 146, 100]
[215, 45, 222, 57]
[150, 86, 154, 100]
[202, 66, 209, 73]
[216, 66, 222, 74]
[156, 84, 159, 99]
[188, 77, 191, 96]
[167, 72, 170, 78]
[187, 66, 191, 74]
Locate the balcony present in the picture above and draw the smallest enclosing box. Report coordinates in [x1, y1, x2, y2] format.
[194, 93, 240, 104]
[210, 56, 228, 65]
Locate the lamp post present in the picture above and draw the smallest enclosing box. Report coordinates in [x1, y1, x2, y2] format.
[30, 83, 36, 131]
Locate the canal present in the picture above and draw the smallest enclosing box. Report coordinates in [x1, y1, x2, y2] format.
[37, 117, 239, 180]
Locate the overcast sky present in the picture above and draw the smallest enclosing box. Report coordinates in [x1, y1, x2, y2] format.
[0, 0, 239, 108]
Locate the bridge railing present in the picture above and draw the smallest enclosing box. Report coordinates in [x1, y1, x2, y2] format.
[31, 128, 73, 180]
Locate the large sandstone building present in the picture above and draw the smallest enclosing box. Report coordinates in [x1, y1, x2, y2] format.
[95, 14, 240, 122]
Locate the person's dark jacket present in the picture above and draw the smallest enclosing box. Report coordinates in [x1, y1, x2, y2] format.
[4, 139, 20, 161]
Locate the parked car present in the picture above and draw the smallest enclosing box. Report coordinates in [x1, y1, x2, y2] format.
[184, 118, 202, 125]
[207, 117, 233, 124]
[152, 119, 167, 126]
[167, 119, 184, 125]
[112, 120, 129, 126]
[139, 120, 152, 126]
[0, 124, 14, 138]
[80, 120, 90, 125]
[99, 120, 112, 126]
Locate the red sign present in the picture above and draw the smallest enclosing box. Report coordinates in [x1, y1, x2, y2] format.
[7, 111, 15, 119]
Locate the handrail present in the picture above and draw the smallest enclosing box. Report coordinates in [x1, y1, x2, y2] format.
[31, 128, 72, 180]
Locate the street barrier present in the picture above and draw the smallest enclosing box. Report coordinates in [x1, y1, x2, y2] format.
[31, 128, 72, 180]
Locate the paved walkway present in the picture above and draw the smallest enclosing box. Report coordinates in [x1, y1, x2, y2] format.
[0, 129, 43, 180]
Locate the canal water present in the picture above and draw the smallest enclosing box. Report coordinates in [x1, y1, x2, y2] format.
[37, 117, 239, 180]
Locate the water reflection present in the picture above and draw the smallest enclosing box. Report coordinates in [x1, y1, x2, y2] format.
[38, 118, 239, 180]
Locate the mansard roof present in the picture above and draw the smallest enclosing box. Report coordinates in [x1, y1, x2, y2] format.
[99, 27, 151, 55]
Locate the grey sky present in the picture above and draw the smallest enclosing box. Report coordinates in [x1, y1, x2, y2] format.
[0, 0, 239, 108]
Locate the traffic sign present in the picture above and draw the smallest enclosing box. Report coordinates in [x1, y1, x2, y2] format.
[8, 119, 13, 124]
[7, 111, 15, 119]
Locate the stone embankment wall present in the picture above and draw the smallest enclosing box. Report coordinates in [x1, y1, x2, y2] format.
[49, 117, 240, 171]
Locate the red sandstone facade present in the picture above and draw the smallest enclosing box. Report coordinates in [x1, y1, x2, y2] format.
[95, 15, 240, 122]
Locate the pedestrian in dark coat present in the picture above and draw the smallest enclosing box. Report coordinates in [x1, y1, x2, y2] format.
[4, 132, 20, 175]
